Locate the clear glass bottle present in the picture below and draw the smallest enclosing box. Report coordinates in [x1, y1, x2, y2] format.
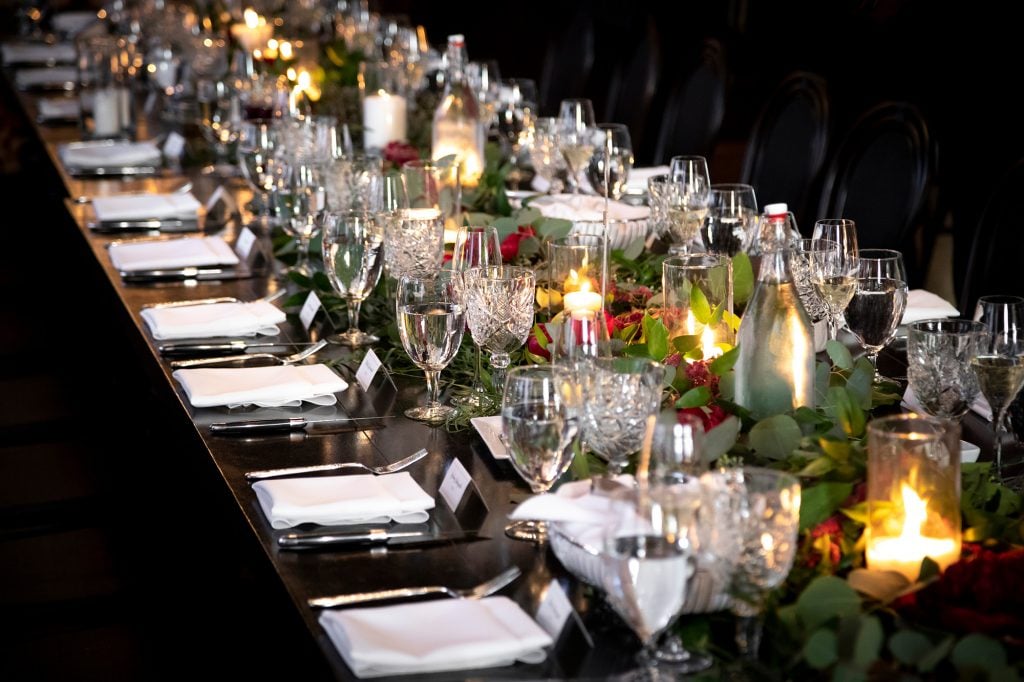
[734, 204, 815, 418]
[431, 34, 485, 185]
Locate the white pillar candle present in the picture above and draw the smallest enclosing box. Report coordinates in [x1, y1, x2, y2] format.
[362, 92, 407, 151]
[92, 87, 121, 137]
[563, 281, 602, 315]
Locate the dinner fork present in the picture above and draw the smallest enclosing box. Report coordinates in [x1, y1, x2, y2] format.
[244, 447, 429, 481]
[169, 338, 327, 368]
[307, 565, 522, 608]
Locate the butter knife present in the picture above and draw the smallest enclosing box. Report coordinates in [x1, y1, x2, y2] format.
[277, 528, 482, 551]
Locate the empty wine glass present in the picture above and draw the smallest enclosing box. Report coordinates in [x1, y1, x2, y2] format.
[271, 157, 324, 276]
[501, 365, 581, 541]
[974, 295, 1024, 446]
[844, 249, 909, 383]
[196, 80, 241, 176]
[395, 273, 466, 425]
[237, 119, 279, 222]
[907, 319, 986, 421]
[321, 210, 385, 346]
[970, 312, 1024, 480]
[702, 184, 758, 257]
[808, 238, 859, 340]
[451, 227, 503, 407]
[528, 117, 567, 194]
[557, 98, 596, 195]
[586, 123, 633, 198]
[727, 467, 801, 659]
[812, 218, 859, 261]
[462, 265, 537, 394]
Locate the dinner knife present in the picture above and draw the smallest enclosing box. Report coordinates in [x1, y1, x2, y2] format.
[277, 528, 483, 551]
[209, 416, 393, 436]
[158, 341, 316, 358]
[89, 218, 200, 232]
[121, 267, 239, 283]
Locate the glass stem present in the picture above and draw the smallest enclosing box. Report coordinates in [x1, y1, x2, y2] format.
[995, 409, 1008, 478]
[424, 370, 440, 409]
[827, 313, 839, 341]
[347, 297, 362, 336]
[735, 614, 764, 660]
[472, 343, 484, 392]
[296, 235, 310, 272]
[490, 352, 510, 395]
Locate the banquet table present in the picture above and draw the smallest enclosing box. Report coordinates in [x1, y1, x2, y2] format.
[4, 69, 1018, 681]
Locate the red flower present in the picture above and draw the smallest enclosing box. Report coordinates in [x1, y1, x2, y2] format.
[663, 352, 682, 367]
[383, 141, 420, 167]
[679, 404, 727, 431]
[684, 359, 721, 397]
[526, 323, 552, 361]
[613, 310, 645, 333]
[500, 225, 536, 262]
[804, 515, 844, 568]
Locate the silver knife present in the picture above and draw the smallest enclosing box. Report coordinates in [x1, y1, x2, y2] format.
[277, 528, 482, 550]
[122, 267, 239, 283]
[209, 416, 393, 436]
[159, 341, 316, 357]
[89, 218, 200, 231]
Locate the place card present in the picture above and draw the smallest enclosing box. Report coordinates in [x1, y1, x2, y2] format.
[355, 348, 383, 392]
[204, 184, 238, 223]
[162, 131, 186, 161]
[299, 290, 322, 331]
[439, 458, 472, 512]
[535, 579, 575, 640]
[234, 226, 257, 261]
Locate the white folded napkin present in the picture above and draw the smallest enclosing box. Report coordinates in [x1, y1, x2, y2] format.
[253, 471, 434, 528]
[902, 384, 992, 421]
[172, 363, 347, 409]
[625, 165, 671, 193]
[530, 193, 650, 222]
[141, 301, 285, 340]
[319, 596, 551, 678]
[60, 141, 162, 169]
[14, 65, 77, 89]
[37, 97, 80, 120]
[470, 415, 508, 460]
[901, 289, 959, 325]
[52, 10, 100, 35]
[109, 236, 239, 272]
[2, 42, 76, 64]
[93, 193, 202, 222]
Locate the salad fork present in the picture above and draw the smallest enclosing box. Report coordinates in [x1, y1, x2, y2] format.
[307, 565, 521, 608]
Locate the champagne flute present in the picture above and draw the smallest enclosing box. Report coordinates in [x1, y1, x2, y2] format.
[974, 295, 1024, 445]
[557, 98, 596, 195]
[451, 226, 503, 407]
[321, 210, 384, 346]
[462, 266, 536, 394]
[702, 184, 758, 257]
[501, 365, 581, 541]
[970, 311, 1024, 480]
[844, 249, 909, 383]
[395, 273, 465, 424]
[586, 123, 633, 198]
[808, 238, 859, 341]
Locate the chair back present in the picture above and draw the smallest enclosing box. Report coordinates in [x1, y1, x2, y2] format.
[538, 10, 596, 115]
[651, 39, 726, 164]
[603, 18, 661, 156]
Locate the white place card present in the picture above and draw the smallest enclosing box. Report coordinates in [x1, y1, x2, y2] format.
[299, 290, 322, 331]
[439, 458, 472, 512]
[355, 348, 383, 392]
[535, 580, 574, 639]
[163, 131, 186, 160]
[205, 184, 238, 216]
[235, 226, 257, 260]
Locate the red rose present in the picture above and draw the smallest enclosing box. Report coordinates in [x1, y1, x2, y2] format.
[678, 404, 727, 431]
[500, 225, 536, 262]
[684, 359, 721, 397]
[613, 310, 645, 333]
[526, 323, 552, 361]
[383, 141, 420, 167]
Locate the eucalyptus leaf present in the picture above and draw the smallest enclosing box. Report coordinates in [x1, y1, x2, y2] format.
[951, 634, 1008, 675]
[846, 359, 874, 409]
[463, 211, 493, 226]
[748, 415, 802, 459]
[702, 416, 740, 462]
[803, 628, 839, 670]
[490, 216, 519, 236]
[677, 386, 711, 408]
[515, 206, 542, 224]
[516, 235, 541, 259]
[800, 482, 854, 531]
[826, 340, 854, 370]
[796, 575, 862, 631]
[853, 615, 883, 669]
[917, 636, 954, 673]
[534, 217, 573, 240]
[733, 251, 754, 304]
[622, 237, 645, 260]
[889, 630, 934, 666]
[815, 360, 832, 404]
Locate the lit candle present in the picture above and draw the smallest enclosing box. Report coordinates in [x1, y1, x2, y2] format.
[701, 326, 722, 360]
[362, 91, 408, 150]
[685, 310, 697, 336]
[278, 41, 293, 61]
[432, 120, 484, 186]
[563, 280, 602, 315]
[91, 87, 121, 137]
[866, 483, 960, 581]
[230, 9, 273, 53]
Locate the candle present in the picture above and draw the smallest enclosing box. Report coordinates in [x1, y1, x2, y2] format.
[230, 9, 272, 53]
[362, 91, 407, 150]
[563, 280, 602, 315]
[866, 483, 960, 581]
[701, 326, 722, 360]
[91, 86, 121, 137]
[432, 119, 484, 185]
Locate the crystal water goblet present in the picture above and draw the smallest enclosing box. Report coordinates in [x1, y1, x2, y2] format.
[321, 210, 385, 346]
[907, 319, 986, 421]
[701, 184, 758, 257]
[451, 226, 503, 407]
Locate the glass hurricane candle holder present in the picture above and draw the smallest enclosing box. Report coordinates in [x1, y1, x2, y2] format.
[545, 235, 603, 320]
[866, 414, 962, 582]
[662, 253, 734, 360]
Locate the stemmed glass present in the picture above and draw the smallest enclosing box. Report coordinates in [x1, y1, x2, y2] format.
[907, 319, 986, 421]
[462, 266, 537, 395]
[272, 157, 324, 276]
[844, 249, 909, 383]
[321, 210, 385, 346]
[501, 365, 581, 541]
[451, 227, 503, 407]
[974, 295, 1024, 446]
[197, 80, 241, 176]
[727, 467, 801, 659]
[811, 218, 860, 339]
[496, 78, 537, 189]
[557, 98, 596, 195]
[970, 311, 1024, 480]
[586, 123, 633, 199]
[791, 239, 832, 326]
[237, 119, 279, 224]
[528, 117, 567, 194]
[702, 184, 758, 257]
[647, 173, 710, 255]
[395, 273, 466, 424]
[808, 238, 859, 340]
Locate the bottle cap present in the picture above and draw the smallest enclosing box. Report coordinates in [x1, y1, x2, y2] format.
[447, 34, 465, 46]
[764, 202, 788, 216]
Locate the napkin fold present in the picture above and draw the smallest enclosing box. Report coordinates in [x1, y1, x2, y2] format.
[470, 415, 508, 460]
[901, 289, 959, 325]
[141, 301, 285, 340]
[60, 141, 162, 169]
[108, 236, 239, 272]
[172, 363, 347, 409]
[2, 42, 76, 64]
[93, 193, 202, 222]
[14, 65, 77, 89]
[253, 471, 434, 528]
[529, 193, 650, 222]
[52, 10, 100, 35]
[318, 596, 551, 678]
[625, 165, 671, 193]
[37, 97, 80, 120]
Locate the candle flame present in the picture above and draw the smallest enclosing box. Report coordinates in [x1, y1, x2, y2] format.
[897, 484, 928, 545]
[701, 326, 722, 360]
[243, 8, 260, 28]
[686, 310, 697, 336]
[579, 279, 592, 294]
[279, 41, 293, 60]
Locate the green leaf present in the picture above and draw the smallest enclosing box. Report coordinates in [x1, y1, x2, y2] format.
[642, 313, 670, 361]
[846, 358, 874, 409]
[672, 334, 700, 353]
[702, 416, 740, 462]
[569, 440, 590, 480]
[803, 628, 839, 670]
[533, 216, 573, 240]
[799, 456, 837, 477]
[826, 340, 854, 370]
[621, 237, 645, 260]
[827, 386, 867, 438]
[732, 251, 754, 304]
[722, 309, 742, 333]
[709, 346, 739, 375]
[677, 387, 711, 408]
[951, 634, 1007, 674]
[796, 576, 862, 631]
[853, 616, 883, 669]
[889, 630, 933, 666]
[515, 206, 542, 224]
[623, 343, 650, 358]
[800, 482, 854, 531]
[819, 436, 851, 461]
[748, 415, 802, 459]
[490, 216, 519, 236]
[918, 556, 941, 583]
[917, 636, 954, 673]
[690, 284, 712, 324]
[815, 360, 832, 404]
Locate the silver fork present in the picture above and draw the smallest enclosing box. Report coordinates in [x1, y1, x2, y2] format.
[307, 565, 521, 609]
[170, 338, 327, 369]
[245, 447, 428, 481]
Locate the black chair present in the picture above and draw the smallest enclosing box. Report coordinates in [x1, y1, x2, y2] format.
[602, 17, 660, 157]
[816, 102, 935, 286]
[958, 159, 1024, 314]
[650, 39, 727, 164]
[740, 72, 830, 228]
[537, 9, 596, 115]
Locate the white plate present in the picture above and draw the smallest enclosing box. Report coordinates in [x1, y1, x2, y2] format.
[470, 415, 508, 460]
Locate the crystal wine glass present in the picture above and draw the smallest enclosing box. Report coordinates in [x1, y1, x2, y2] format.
[237, 119, 279, 224]
[808, 238, 859, 340]
[586, 123, 633, 199]
[791, 238, 832, 327]
[974, 295, 1024, 446]
[844, 249, 909, 383]
[701, 184, 758, 257]
[462, 265, 537, 395]
[557, 98, 596, 195]
[501, 365, 581, 541]
[395, 273, 466, 424]
[907, 319, 986, 421]
[647, 173, 710, 256]
[970, 312, 1024, 480]
[451, 226, 503, 407]
[321, 210, 385, 346]
[271, 157, 324, 276]
[496, 78, 537, 189]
